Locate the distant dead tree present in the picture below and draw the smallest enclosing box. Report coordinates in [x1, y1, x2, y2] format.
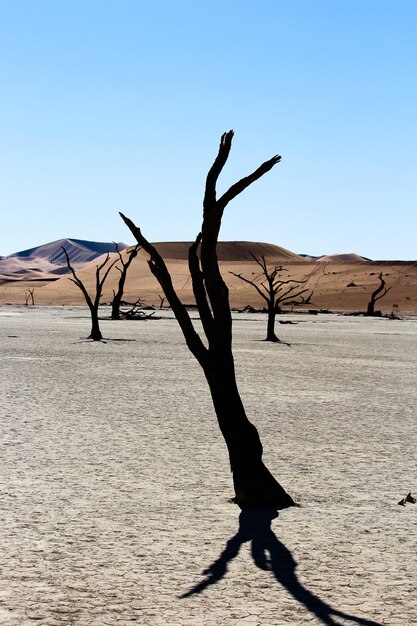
[119, 296, 158, 320]
[230, 256, 318, 342]
[158, 294, 167, 309]
[62, 247, 117, 340]
[365, 272, 391, 316]
[120, 131, 296, 509]
[111, 243, 140, 320]
[24, 287, 35, 306]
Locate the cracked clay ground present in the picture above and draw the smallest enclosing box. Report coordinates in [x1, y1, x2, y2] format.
[1, 307, 416, 625]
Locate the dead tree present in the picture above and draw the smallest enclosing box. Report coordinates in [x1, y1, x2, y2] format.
[24, 288, 35, 306]
[120, 131, 296, 509]
[366, 272, 391, 316]
[62, 247, 117, 340]
[122, 297, 158, 320]
[111, 243, 140, 319]
[230, 256, 316, 342]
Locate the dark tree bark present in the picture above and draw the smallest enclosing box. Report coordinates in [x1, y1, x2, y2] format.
[111, 243, 140, 320]
[230, 255, 318, 342]
[90, 308, 102, 340]
[267, 303, 279, 342]
[366, 272, 391, 316]
[123, 297, 158, 320]
[120, 131, 297, 509]
[62, 247, 117, 340]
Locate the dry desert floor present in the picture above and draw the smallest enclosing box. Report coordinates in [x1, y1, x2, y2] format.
[1, 306, 416, 625]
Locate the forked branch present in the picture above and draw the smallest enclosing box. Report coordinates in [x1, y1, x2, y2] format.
[62, 246, 94, 310]
[200, 133, 282, 348]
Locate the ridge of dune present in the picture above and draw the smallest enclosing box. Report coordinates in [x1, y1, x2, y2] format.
[8, 238, 127, 265]
[0, 239, 127, 281]
[152, 241, 305, 262]
[317, 253, 367, 263]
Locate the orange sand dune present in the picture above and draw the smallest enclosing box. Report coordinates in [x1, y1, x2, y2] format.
[151, 241, 305, 262]
[1, 242, 416, 315]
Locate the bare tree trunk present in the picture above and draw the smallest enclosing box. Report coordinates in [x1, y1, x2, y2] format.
[266, 305, 280, 342]
[203, 353, 293, 507]
[89, 307, 103, 341]
[366, 301, 375, 316]
[111, 290, 123, 320]
[111, 244, 140, 320]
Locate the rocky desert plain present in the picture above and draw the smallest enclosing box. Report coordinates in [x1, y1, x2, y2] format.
[1, 238, 417, 625]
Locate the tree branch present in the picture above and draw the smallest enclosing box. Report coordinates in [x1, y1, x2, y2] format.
[229, 271, 269, 304]
[94, 255, 118, 307]
[276, 287, 309, 306]
[113, 242, 140, 269]
[119, 212, 208, 365]
[62, 246, 94, 309]
[203, 131, 234, 213]
[217, 155, 281, 212]
[374, 286, 392, 302]
[188, 233, 214, 342]
[371, 273, 390, 303]
[200, 137, 281, 349]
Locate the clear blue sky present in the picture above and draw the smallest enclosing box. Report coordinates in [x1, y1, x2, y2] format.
[1, 0, 416, 259]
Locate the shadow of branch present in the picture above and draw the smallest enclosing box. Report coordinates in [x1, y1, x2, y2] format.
[179, 507, 381, 626]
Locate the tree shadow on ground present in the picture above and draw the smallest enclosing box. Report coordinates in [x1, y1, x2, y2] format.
[73, 337, 136, 344]
[179, 507, 381, 626]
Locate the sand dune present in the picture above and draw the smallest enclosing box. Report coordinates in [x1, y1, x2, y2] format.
[0, 238, 127, 281]
[1, 240, 416, 314]
[7, 237, 127, 263]
[151, 241, 305, 262]
[317, 253, 368, 263]
[0, 256, 57, 281]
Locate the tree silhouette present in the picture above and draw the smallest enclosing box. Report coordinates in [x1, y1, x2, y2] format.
[24, 287, 35, 306]
[111, 243, 140, 320]
[366, 272, 391, 316]
[230, 255, 317, 342]
[62, 247, 116, 341]
[120, 131, 296, 509]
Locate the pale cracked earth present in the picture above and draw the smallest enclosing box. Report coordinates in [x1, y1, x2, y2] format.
[1, 306, 416, 626]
